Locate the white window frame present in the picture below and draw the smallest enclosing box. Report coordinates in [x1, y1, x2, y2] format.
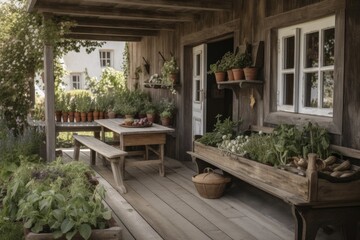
[99, 50, 113, 67]
[70, 73, 81, 89]
[277, 15, 335, 117]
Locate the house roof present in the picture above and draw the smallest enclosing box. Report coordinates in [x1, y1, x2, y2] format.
[27, 0, 233, 42]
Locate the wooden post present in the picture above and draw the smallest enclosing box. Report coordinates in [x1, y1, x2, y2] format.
[306, 153, 318, 202]
[43, 14, 56, 162]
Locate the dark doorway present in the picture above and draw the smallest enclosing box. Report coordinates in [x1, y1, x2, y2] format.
[206, 38, 234, 132]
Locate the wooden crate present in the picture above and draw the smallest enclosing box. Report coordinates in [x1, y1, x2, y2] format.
[25, 218, 122, 240]
[192, 141, 360, 204]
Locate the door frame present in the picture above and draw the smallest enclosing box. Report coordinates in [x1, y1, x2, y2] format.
[177, 19, 240, 161]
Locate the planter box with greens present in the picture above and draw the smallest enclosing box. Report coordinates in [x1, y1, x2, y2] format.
[2, 160, 121, 240]
[193, 121, 360, 203]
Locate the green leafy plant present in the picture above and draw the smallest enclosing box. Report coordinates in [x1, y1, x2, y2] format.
[2, 160, 112, 240]
[161, 56, 179, 77]
[160, 110, 172, 118]
[208, 60, 226, 74]
[233, 52, 253, 68]
[197, 115, 242, 146]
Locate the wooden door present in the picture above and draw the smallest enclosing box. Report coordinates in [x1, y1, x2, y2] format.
[192, 44, 207, 136]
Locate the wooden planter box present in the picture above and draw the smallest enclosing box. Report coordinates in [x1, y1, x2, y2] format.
[192, 141, 360, 204]
[24, 218, 122, 240]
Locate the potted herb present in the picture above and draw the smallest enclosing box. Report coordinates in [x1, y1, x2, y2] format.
[159, 110, 172, 126]
[144, 101, 157, 123]
[161, 56, 180, 84]
[55, 93, 64, 122]
[242, 44, 257, 80]
[75, 92, 92, 122]
[208, 60, 227, 82]
[158, 98, 176, 126]
[232, 52, 252, 80]
[220, 51, 236, 81]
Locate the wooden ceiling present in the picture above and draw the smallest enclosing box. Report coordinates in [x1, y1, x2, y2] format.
[27, 0, 233, 42]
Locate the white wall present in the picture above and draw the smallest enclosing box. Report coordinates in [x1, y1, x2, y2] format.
[62, 41, 125, 91]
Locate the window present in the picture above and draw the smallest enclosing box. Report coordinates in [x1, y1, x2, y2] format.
[277, 15, 335, 117]
[71, 74, 81, 89]
[99, 50, 113, 67]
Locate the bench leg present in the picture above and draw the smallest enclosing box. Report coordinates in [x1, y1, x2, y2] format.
[73, 141, 80, 161]
[109, 158, 127, 194]
[90, 149, 96, 165]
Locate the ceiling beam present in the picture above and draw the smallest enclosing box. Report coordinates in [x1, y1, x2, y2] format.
[36, 3, 194, 22]
[82, 0, 232, 11]
[70, 17, 175, 31]
[70, 26, 159, 36]
[64, 33, 142, 42]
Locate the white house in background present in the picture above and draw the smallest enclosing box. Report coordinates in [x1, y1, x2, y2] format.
[62, 41, 125, 90]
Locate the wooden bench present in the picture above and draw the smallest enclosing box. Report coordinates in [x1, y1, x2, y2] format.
[73, 134, 128, 193]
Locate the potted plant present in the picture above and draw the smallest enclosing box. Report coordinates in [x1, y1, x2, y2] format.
[208, 60, 226, 82]
[55, 93, 64, 122]
[144, 101, 157, 123]
[75, 92, 92, 122]
[242, 44, 257, 80]
[220, 51, 236, 81]
[159, 110, 172, 126]
[161, 56, 180, 85]
[61, 93, 72, 123]
[232, 52, 252, 80]
[3, 160, 121, 240]
[158, 98, 176, 126]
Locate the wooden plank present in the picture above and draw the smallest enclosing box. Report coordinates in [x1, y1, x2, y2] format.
[124, 167, 213, 240]
[135, 165, 258, 240]
[123, 134, 166, 146]
[95, 172, 163, 240]
[157, 159, 294, 240]
[70, 26, 159, 37]
[64, 34, 142, 42]
[94, 165, 194, 240]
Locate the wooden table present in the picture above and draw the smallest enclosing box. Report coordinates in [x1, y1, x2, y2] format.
[95, 118, 175, 177]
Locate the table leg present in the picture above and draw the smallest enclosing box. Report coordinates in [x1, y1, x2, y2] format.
[159, 144, 165, 177]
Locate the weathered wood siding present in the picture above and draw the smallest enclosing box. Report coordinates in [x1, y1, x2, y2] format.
[128, 0, 360, 160]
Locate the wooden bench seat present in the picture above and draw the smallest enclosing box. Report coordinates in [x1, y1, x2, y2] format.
[73, 134, 128, 193]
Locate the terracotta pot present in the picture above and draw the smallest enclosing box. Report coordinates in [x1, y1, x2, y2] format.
[214, 72, 226, 82]
[74, 112, 81, 123]
[55, 111, 62, 122]
[169, 73, 178, 84]
[227, 70, 234, 81]
[161, 117, 171, 126]
[244, 67, 258, 80]
[107, 111, 116, 119]
[62, 112, 69, 123]
[80, 112, 87, 122]
[87, 112, 93, 122]
[93, 111, 99, 120]
[125, 114, 134, 119]
[232, 68, 244, 80]
[147, 113, 155, 123]
[99, 111, 104, 119]
[68, 111, 74, 122]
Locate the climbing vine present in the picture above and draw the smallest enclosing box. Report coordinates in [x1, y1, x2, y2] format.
[122, 42, 130, 83]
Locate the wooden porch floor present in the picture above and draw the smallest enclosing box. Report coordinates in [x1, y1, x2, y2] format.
[61, 149, 344, 240]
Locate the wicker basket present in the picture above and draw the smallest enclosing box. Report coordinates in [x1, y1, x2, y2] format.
[192, 168, 231, 199]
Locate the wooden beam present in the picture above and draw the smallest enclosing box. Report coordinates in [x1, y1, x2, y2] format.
[26, 0, 38, 12]
[70, 26, 159, 36]
[82, 0, 232, 11]
[70, 17, 175, 31]
[64, 34, 142, 42]
[36, 3, 194, 22]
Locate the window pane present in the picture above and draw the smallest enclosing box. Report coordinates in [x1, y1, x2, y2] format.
[304, 72, 318, 107]
[195, 80, 200, 101]
[323, 28, 335, 66]
[283, 73, 294, 105]
[107, 52, 110, 58]
[284, 36, 295, 69]
[305, 32, 319, 68]
[196, 54, 201, 76]
[322, 71, 334, 108]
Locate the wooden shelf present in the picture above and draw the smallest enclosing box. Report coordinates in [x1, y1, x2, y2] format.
[217, 80, 263, 99]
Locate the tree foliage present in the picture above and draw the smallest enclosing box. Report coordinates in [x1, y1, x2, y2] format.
[0, 0, 103, 132]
